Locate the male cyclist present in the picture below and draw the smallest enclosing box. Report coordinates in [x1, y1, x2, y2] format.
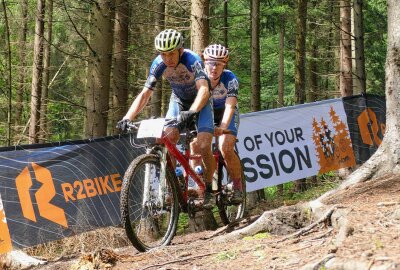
[117, 29, 216, 208]
[194, 44, 243, 203]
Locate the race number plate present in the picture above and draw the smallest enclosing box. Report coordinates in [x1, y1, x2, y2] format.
[137, 118, 165, 138]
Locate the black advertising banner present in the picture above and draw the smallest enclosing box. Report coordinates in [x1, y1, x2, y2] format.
[342, 94, 386, 164]
[0, 135, 143, 251]
[0, 95, 388, 254]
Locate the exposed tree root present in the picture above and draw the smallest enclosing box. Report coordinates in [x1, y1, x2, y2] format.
[213, 204, 308, 243]
[0, 250, 46, 270]
[276, 205, 337, 243]
[206, 215, 261, 238]
[300, 253, 336, 270]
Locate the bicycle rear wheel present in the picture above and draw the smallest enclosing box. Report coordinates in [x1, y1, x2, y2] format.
[217, 155, 247, 225]
[120, 154, 179, 252]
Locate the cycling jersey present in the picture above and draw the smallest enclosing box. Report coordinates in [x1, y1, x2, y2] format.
[212, 70, 240, 136]
[212, 70, 239, 110]
[145, 49, 208, 104]
[145, 49, 213, 134]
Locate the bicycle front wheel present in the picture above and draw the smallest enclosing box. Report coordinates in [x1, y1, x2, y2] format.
[217, 156, 247, 225]
[120, 154, 179, 252]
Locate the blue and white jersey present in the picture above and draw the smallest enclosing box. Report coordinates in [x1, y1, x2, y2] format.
[144, 49, 208, 103]
[212, 70, 239, 110]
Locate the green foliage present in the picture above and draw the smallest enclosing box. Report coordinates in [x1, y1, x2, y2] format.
[364, 0, 387, 95]
[0, 0, 388, 144]
[215, 250, 238, 261]
[177, 213, 190, 234]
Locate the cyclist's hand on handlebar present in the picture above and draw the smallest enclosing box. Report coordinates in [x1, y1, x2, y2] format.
[214, 127, 231, 136]
[214, 127, 224, 136]
[116, 119, 130, 132]
[177, 110, 196, 126]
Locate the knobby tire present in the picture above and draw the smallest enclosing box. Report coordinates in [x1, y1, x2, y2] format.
[120, 154, 179, 252]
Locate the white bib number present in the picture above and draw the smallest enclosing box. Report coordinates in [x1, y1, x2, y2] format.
[137, 118, 165, 138]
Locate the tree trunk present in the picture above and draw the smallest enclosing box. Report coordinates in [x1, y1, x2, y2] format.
[250, 0, 260, 112]
[111, 0, 130, 134]
[277, 15, 285, 197]
[294, 0, 308, 192]
[223, 1, 228, 47]
[307, 2, 317, 103]
[29, 0, 46, 144]
[295, 0, 307, 105]
[278, 16, 285, 108]
[85, 0, 115, 138]
[151, 1, 165, 118]
[39, 0, 53, 143]
[352, 0, 366, 94]
[339, 0, 353, 97]
[15, 0, 28, 134]
[307, 45, 317, 102]
[324, 0, 335, 98]
[2, 0, 12, 146]
[190, 0, 209, 55]
[248, 0, 264, 203]
[128, 1, 141, 106]
[161, 3, 171, 115]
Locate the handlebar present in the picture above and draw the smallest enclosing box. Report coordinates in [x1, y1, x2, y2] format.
[125, 118, 178, 132]
[124, 118, 231, 136]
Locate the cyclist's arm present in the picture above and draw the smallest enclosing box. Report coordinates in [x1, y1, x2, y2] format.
[219, 97, 237, 129]
[123, 87, 153, 120]
[189, 78, 210, 113]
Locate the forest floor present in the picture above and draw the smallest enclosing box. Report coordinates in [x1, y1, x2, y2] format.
[25, 174, 400, 269]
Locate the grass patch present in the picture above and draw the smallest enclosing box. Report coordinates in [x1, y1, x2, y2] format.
[24, 227, 130, 260]
[263, 172, 341, 205]
[177, 213, 190, 234]
[215, 250, 238, 261]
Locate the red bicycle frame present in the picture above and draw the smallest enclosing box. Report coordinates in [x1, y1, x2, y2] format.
[160, 132, 221, 203]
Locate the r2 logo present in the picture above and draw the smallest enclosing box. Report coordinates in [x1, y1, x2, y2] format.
[357, 108, 386, 147]
[16, 163, 68, 228]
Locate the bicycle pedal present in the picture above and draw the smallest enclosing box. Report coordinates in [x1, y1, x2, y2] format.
[187, 197, 204, 218]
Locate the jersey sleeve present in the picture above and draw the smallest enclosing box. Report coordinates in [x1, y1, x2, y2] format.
[226, 72, 239, 98]
[191, 60, 208, 82]
[182, 50, 207, 83]
[144, 56, 166, 90]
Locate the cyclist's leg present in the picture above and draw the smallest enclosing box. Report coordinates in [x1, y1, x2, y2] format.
[196, 100, 215, 185]
[189, 138, 202, 168]
[165, 96, 182, 167]
[218, 109, 243, 191]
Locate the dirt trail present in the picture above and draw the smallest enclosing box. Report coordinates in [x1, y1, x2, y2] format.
[32, 175, 400, 270]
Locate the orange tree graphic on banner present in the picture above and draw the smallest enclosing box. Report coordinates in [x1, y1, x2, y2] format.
[0, 195, 12, 254]
[312, 106, 356, 174]
[16, 163, 68, 228]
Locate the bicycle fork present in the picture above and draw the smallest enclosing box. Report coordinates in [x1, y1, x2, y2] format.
[142, 147, 168, 209]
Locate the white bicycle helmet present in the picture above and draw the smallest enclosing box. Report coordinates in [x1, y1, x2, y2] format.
[203, 44, 229, 62]
[154, 29, 183, 52]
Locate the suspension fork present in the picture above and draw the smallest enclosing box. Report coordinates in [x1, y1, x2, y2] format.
[142, 146, 168, 207]
[158, 147, 168, 204]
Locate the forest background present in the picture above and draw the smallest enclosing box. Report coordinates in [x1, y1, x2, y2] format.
[0, 0, 388, 147]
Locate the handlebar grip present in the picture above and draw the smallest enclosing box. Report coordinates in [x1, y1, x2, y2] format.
[127, 121, 141, 130]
